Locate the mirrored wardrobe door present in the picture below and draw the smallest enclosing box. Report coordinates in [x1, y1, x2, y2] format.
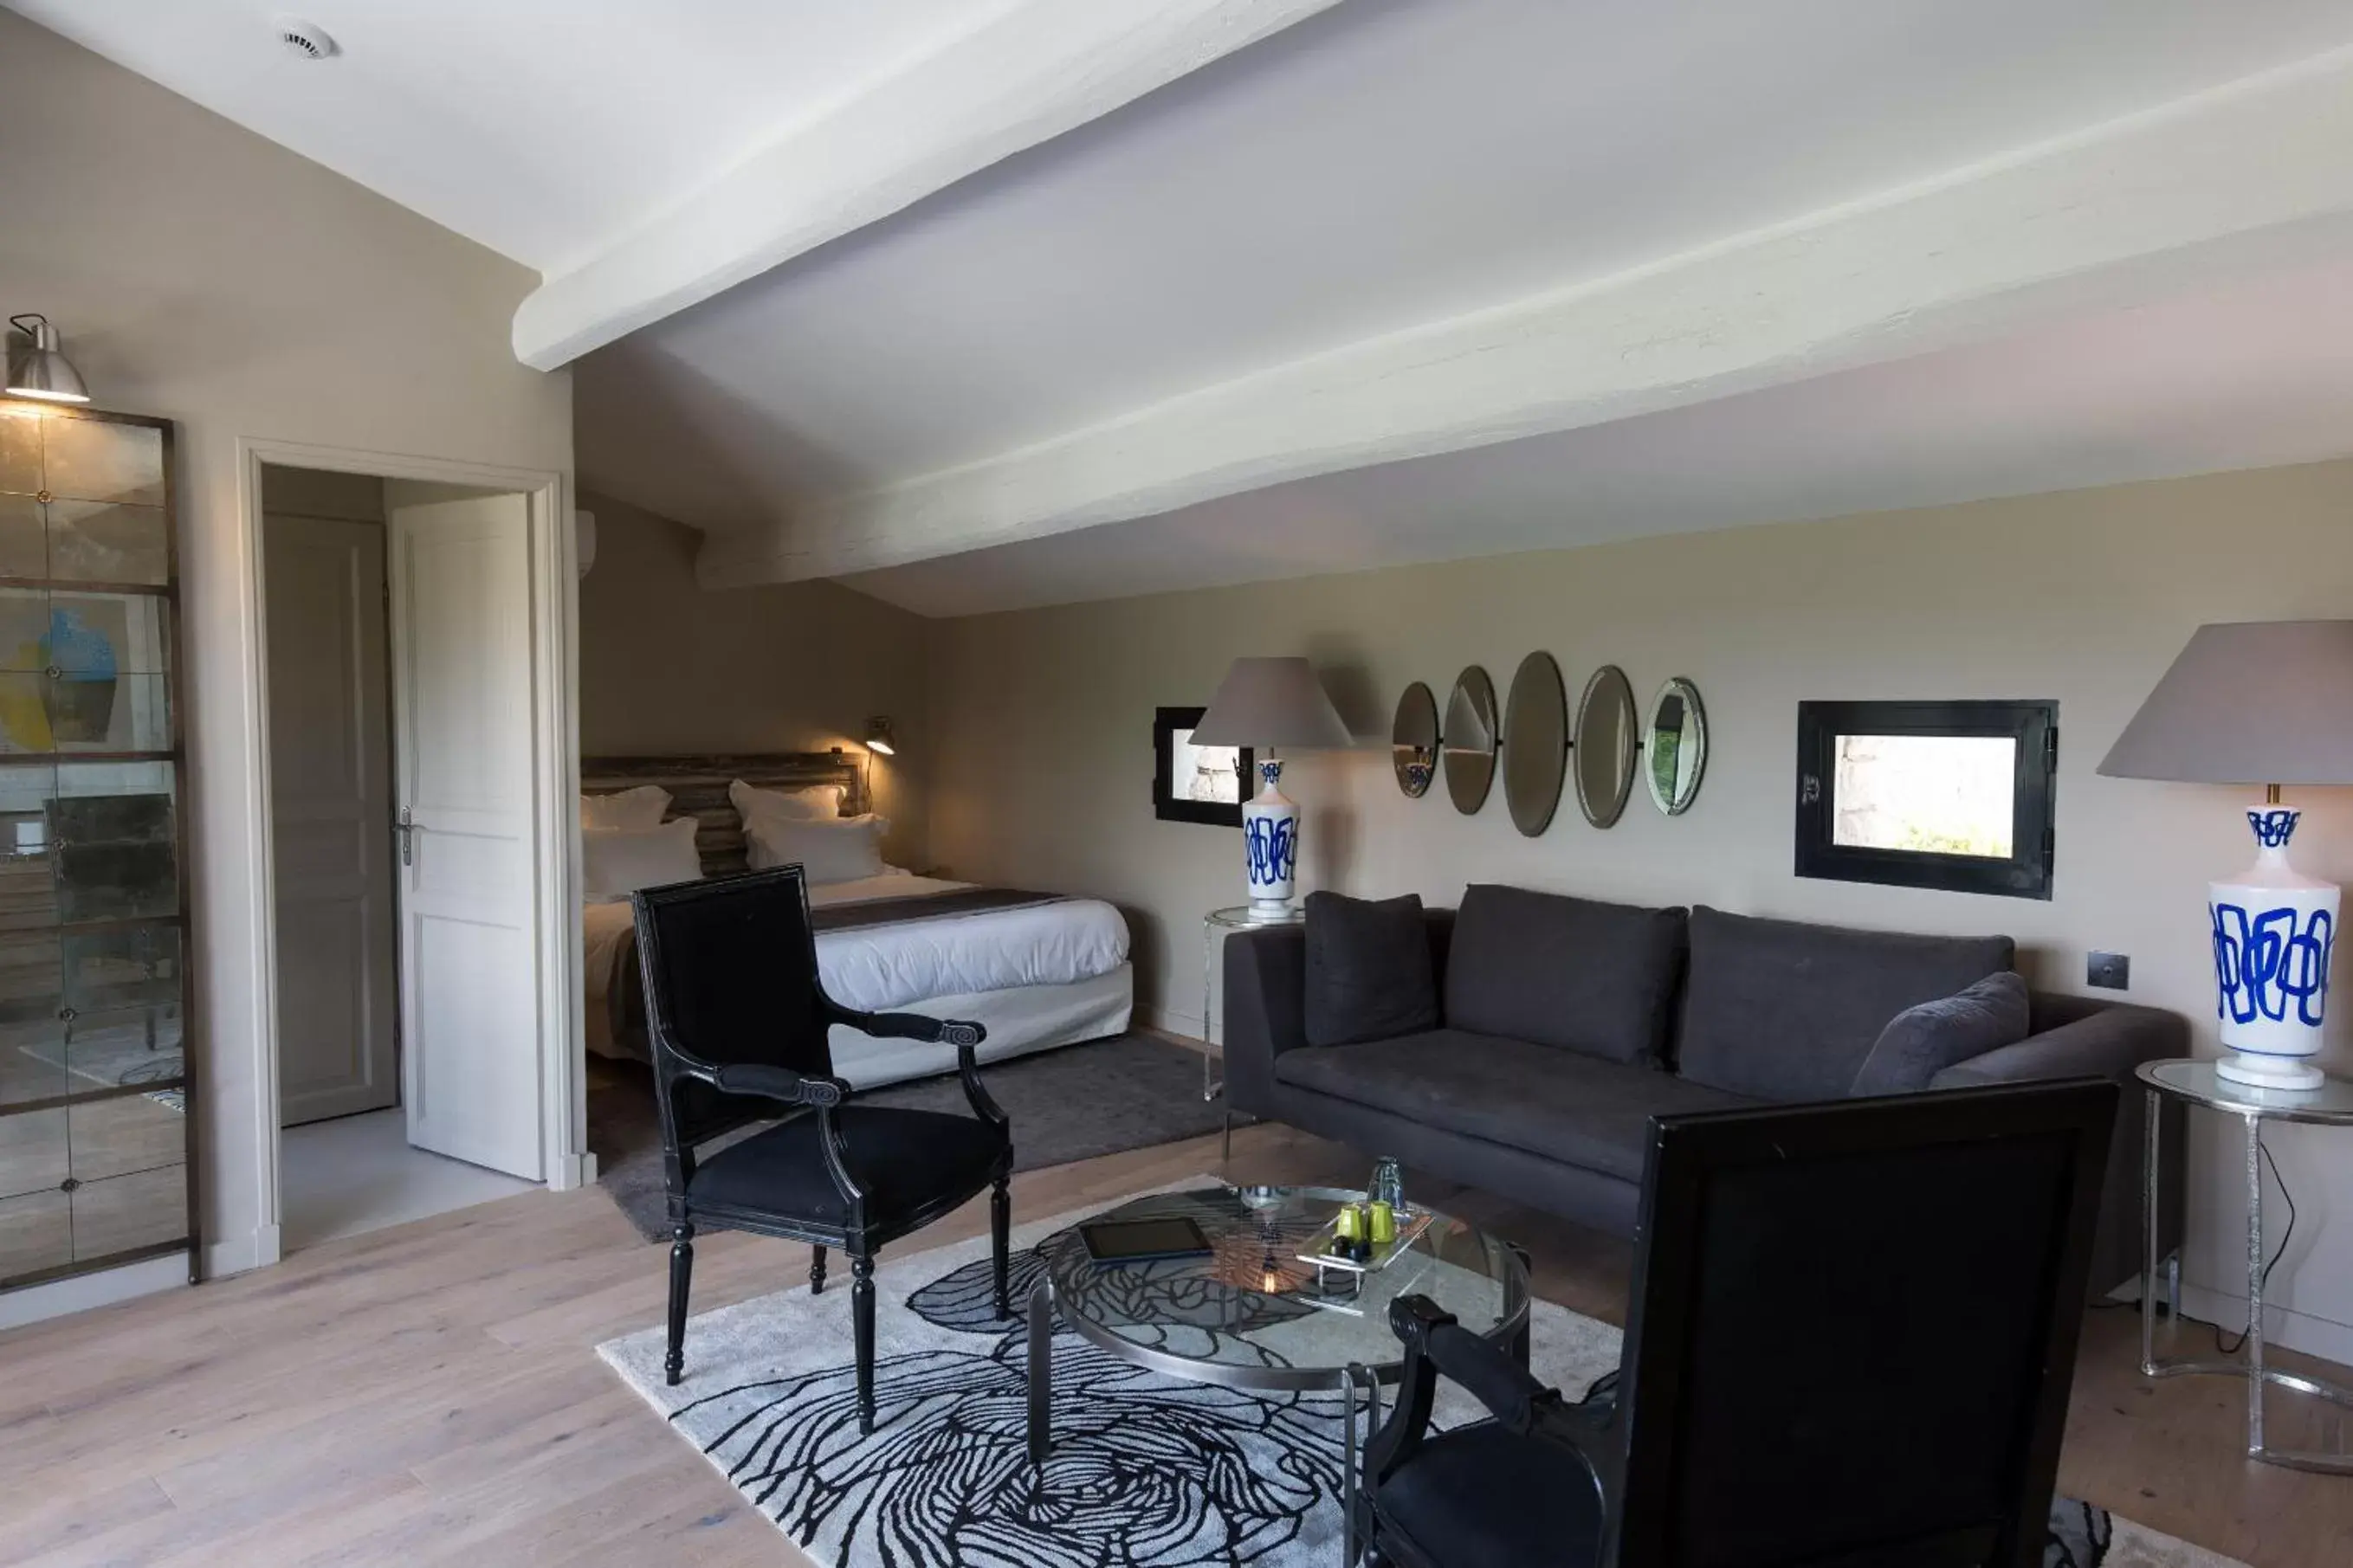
[0, 399, 189, 1295]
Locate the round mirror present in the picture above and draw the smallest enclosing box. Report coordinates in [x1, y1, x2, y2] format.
[1644, 677, 1708, 816]
[1573, 664, 1639, 828]
[1442, 666, 1498, 815]
[1502, 652, 1568, 836]
[1392, 681, 1440, 797]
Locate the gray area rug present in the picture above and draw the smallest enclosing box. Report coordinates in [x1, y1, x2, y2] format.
[599, 1180, 2246, 1568]
[588, 1033, 1225, 1242]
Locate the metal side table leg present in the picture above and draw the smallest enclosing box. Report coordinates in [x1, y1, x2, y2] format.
[1341, 1363, 1370, 1568]
[1202, 916, 1221, 1102]
[2244, 1112, 2266, 1459]
[1027, 1277, 1055, 1468]
[2140, 1086, 2161, 1376]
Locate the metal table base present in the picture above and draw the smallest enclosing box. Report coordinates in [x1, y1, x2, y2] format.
[2139, 1065, 2353, 1474]
[1025, 1216, 1528, 1568]
[1026, 1276, 1387, 1566]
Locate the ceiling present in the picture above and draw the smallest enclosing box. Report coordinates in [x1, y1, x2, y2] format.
[582, 0, 2353, 489]
[22, 0, 2353, 615]
[842, 251, 2353, 615]
[6, 0, 1019, 273]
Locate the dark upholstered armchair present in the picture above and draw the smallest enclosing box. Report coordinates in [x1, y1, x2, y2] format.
[1360, 1081, 2117, 1568]
[631, 867, 1014, 1435]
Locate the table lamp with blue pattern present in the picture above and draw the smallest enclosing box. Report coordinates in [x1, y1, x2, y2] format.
[1191, 657, 1354, 922]
[2100, 621, 2353, 1092]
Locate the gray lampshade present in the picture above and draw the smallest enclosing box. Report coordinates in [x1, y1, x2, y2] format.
[4, 314, 90, 404]
[2098, 620, 2353, 785]
[1191, 657, 1352, 750]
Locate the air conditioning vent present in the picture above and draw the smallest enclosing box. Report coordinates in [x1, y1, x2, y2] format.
[275, 18, 339, 61]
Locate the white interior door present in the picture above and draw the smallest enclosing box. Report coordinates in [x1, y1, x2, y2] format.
[265, 511, 400, 1126]
[386, 483, 543, 1178]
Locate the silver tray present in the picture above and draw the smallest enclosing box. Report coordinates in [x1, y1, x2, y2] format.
[1296, 1206, 1433, 1277]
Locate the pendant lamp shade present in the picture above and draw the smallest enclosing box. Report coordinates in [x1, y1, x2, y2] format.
[5, 314, 90, 404]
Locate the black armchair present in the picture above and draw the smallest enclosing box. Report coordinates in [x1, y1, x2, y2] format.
[1361, 1080, 2118, 1568]
[631, 867, 1015, 1435]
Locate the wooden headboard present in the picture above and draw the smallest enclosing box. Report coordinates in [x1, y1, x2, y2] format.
[580, 752, 867, 878]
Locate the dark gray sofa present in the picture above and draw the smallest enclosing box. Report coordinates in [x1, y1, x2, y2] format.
[1224, 886, 2186, 1294]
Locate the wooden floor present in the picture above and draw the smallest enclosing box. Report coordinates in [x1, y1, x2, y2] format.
[2, 1120, 2349, 1567]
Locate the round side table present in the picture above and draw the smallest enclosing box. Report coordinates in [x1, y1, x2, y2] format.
[2137, 1058, 2353, 1473]
[1202, 903, 1303, 1152]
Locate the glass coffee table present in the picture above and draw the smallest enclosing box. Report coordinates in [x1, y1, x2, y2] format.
[1025, 1184, 1530, 1566]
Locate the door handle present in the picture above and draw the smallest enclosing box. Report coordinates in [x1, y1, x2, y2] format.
[396, 805, 414, 867]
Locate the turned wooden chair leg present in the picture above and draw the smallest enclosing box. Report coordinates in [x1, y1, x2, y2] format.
[992, 1175, 1012, 1320]
[810, 1244, 827, 1296]
[665, 1221, 695, 1387]
[852, 1254, 877, 1435]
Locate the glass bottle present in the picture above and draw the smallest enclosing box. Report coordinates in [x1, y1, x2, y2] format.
[1369, 1156, 1406, 1213]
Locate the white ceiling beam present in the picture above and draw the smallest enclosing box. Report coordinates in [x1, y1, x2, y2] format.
[696, 45, 2353, 589]
[510, 0, 1348, 371]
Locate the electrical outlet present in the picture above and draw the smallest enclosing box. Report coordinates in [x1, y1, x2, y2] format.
[2086, 952, 2131, 990]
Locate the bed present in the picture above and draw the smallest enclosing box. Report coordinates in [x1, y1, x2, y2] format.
[580, 752, 1133, 1089]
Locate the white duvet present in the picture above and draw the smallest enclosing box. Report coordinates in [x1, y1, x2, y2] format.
[583, 872, 1130, 1056]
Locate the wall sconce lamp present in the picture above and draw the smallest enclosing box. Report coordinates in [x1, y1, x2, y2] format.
[865, 716, 898, 756]
[5, 314, 91, 403]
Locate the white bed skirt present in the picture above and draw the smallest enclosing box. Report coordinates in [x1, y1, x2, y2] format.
[830, 965, 1134, 1090]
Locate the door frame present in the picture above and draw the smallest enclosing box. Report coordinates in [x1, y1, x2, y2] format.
[236, 436, 585, 1270]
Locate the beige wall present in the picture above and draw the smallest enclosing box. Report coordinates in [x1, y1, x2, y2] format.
[579, 493, 929, 865]
[928, 458, 2353, 1353]
[1, 12, 573, 1277]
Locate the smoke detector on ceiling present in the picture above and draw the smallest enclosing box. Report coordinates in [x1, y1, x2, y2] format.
[275, 17, 339, 61]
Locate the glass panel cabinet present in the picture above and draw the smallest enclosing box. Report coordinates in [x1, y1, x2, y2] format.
[0, 399, 191, 1294]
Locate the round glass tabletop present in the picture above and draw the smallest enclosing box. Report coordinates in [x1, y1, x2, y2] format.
[1206, 904, 1303, 929]
[2137, 1059, 2353, 1126]
[1042, 1184, 1528, 1391]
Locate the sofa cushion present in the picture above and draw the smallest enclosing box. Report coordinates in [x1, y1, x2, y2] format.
[1304, 891, 1440, 1048]
[1849, 971, 2031, 1096]
[1442, 886, 1688, 1065]
[1676, 907, 2016, 1101]
[1274, 1029, 1756, 1183]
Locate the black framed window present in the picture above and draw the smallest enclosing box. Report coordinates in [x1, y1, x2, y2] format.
[1152, 706, 1253, 828]
[1794, 700, 2057, 900]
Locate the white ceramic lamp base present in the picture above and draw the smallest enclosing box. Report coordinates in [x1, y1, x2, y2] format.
[1242, 759, 1299, 921]
[2209, 808, 2338, 1094]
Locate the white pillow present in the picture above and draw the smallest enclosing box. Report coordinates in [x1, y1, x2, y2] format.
[581, 785, 670, 831]
[582, 816, 702, 902]
[730, 778, 842, 825]
[747, 813, 889, 884]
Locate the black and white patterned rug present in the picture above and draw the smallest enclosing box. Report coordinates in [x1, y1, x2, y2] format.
[598, 1183, 2244, 1568]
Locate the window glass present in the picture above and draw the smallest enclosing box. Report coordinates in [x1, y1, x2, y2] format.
[1831, 735, 2015, 858]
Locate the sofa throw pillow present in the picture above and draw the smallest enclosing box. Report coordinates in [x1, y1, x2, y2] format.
[747, 813, 889, 884]
[1442, 885, 1687, 1065]
[1848, 971, 2032, 1096]
[1676, 907, 2016, 1100]
[580, 784, 670, 832]
[582, 816, 701, 902]
[1304, 891, 1438, 1048]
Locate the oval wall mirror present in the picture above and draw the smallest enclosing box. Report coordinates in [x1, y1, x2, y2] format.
[1392, 681, 1440, 798]
[1442, 666, 1498, 815]
[1502, 652, 1568, 836]
[1573, 664, 1639, 828]
[1644, 677, 1709, 816]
